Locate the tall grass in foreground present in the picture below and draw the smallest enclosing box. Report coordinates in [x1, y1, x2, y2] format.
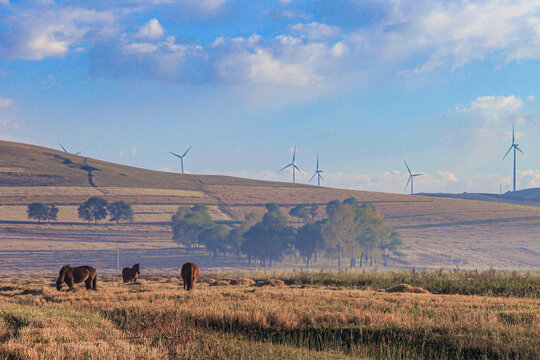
[0, 271, 538, 359]
[205, 269, 540, 298]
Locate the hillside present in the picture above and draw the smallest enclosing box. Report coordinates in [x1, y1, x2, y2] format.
[0, 140, 539, 272]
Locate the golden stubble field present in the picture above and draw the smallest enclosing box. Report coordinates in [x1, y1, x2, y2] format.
[0, 272, 538, 360]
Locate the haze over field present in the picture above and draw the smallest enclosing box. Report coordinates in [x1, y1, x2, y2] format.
[0, 141, 539, 273]
[1, 1, 540, 193]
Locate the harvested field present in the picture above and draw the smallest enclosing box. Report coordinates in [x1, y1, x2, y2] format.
[0, 271, 538, 359]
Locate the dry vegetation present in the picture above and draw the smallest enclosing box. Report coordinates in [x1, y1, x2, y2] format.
[0, 271, 538, 360]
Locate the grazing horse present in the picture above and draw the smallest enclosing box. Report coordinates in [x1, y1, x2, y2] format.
[56, 265, 97, 291]
[122, 263, 140, 283]
[181, 262, 199, 291]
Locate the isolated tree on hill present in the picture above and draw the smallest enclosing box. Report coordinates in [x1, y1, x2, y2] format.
[294, 222, 324, 268]
[27, 202, 49, 223]
[47, 204, 59, 222]
[108, 201, 133, 224]
[78, 197, 108, 224]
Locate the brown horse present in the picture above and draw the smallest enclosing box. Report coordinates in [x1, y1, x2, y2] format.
[181, 262, 199, 291]
[122, 263, 140, 283]
[56, 265, 97, 291]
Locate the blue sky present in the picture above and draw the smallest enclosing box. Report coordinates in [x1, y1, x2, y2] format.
[1, 0, 539, 194]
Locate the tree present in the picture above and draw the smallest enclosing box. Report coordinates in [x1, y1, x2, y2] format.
[242, 204, 295, 267]
[27, 202, 49, 223]
[294, 223, 324, 268]
[78, 197, 108, 224]
[325, 199, 340, 217]
[108, 201, 133, 224]
[289, 204, 310, 223]
[199, 224, 229, 259]
[309, 204, 319, 221]
[226, 212, 263, 262]
[171, 205, 213, 253]
[322, 202, 360, 268]
[47, 204, 59, 222]
[380, 229, 403, 266]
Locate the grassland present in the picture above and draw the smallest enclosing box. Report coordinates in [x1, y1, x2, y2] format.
[1, 139, 539, 271]
[0, 270, 538, 360]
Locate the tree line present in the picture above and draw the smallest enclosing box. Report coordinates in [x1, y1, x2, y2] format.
[26, 197, 134, 224]
[171, 198, 403, 268]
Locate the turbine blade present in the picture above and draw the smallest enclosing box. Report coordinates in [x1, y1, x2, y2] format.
[404, 160, 411, 175]
[279, 163, 293, 172]
[503, 146, 512, 159]
[310, 172, 316, 182]
[170, 152, 182, 158]
[182, 145, 192, 158]
[404, 176, 411, 192]
[319, 173, 324, 182]
[512, 123, 515, 144]
[294, 165, 304, 175]
[316, 152, 319, 169]
[292, 145, 296, 162]
[74, 151, 82, 155]
[413, 173, 423, 177]
[59, 143, 68, 153]
[517, 146, 524, 154]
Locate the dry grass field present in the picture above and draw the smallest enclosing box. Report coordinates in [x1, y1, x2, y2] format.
[0, 271, 538, 360]
[1, 140, 539, 272]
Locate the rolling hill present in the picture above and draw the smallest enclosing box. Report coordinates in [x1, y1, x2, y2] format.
[0, 140, 539, 273]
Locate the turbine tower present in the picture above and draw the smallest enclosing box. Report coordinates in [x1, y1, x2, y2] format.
[503, 124, 523, 192]
[310, 152, 323, 186]
[280, 146, 303, 183]
[59, 142, 82, 155]
[170, 145, 192, 174]
[404, 160, 423, 195]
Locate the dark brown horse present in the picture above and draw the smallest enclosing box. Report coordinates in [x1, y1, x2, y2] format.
[122, 263, 140, 283]
[56, 265, 97, 291]
[181, 262, 199, 291]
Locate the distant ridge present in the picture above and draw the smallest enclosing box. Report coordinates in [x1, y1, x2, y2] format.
[419, 190, 540, 207]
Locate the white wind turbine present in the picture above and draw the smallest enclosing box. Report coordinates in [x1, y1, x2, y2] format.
[280, 146, 303, 183]
[310, 152, 323, 186]
[404, 160, 423, 195]
[170, 145, 192, 174]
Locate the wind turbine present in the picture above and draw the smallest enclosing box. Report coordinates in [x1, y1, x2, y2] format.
[280, 146, 303, 183]
[503, 124, 523, 192]
[170, 145, 192, 174]
[59, 142, 82, 155]
[310, 152, 323, 186]
[404, 160, 423, 195]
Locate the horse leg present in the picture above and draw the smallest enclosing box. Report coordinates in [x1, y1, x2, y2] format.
[85, 276, 92, 290]
[66, 278, 74, 290]
[92, 274, 97, 290]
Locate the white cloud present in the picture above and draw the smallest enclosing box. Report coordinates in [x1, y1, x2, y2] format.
[187, 0, 228, 11]
[0, 7, 117, 60]
[526, 95, 536, 102]
[289, 22, 341, 41]
[0, 0, 9, 5]
[382, 0, 540, 72]
[135, 18, 164, 40]
[462, 95, 524, 112]
[0, 98, 13, 107]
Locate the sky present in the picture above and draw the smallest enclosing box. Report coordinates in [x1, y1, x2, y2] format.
[0, 0, 539, 194]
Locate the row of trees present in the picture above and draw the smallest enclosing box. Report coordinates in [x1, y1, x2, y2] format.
[171, 198, 403, 268]
[26, 197, 134, 224]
